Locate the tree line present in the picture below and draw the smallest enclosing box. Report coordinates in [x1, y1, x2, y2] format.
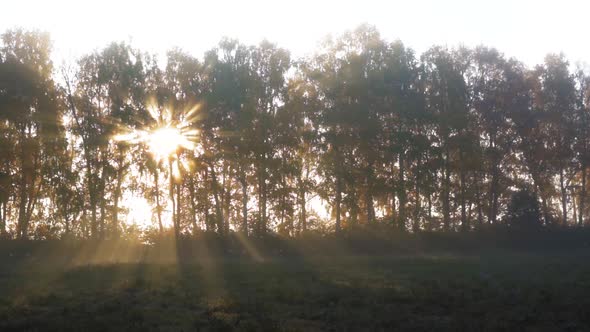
[0, 25, 589, 239]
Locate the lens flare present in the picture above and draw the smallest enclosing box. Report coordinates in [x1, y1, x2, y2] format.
[146, 127, 194, 162]
[112, 105, 201, 229]
[113, 104, 201, 167]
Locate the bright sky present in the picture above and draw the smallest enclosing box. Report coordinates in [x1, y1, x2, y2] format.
[2, 0, 589, 68]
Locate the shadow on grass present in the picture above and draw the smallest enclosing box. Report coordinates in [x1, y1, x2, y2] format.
[2, 231, 590, 331]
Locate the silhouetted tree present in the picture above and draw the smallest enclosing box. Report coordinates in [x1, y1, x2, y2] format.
[506, 188, 542, 230]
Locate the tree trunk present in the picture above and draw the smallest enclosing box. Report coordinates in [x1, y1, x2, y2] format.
[389, 165, 397, 225]
[365, 162, 375, 224]
[99, 185, 106, 238]
[488, 136, 499, 225]
[240, 168, 248, 235]
[298, 175, 306, 233]
[204, 168, 211, 232]
[398, 152, 407, 231]
[261, 168, 267, 234]
[335, 174, 342, 233]
[460, 153, 467, 231]
[210, 164, 224, 234]
[169, 159, 179, 239]
[154, 171, 163, 234]
[86, 157, 97, 239]
[17, 171, 28, 239]
[560, 167, 567, 225]
[112, 150, 125, 237]
[580, 164, 587, 225]
[176, 176, 181, 236]
[474, 171, 484, 228]
[188, 175, 198, 235]
[427, 192, 432, 230]
[257, 156, 267, 234]
[0, 200, 6, 236]
[413, 156, 421, 233]
[442, 148, 451, 231]
[221, 163, 231, 234]
[17, 127, 28, 239]
[98, 147, 108, 238]
[112, 182, 121, 236]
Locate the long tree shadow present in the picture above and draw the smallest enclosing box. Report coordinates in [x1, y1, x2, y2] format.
[3, 238, 590, 331]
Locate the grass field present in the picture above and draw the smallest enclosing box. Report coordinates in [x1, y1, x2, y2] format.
[1, 232, 590, 331]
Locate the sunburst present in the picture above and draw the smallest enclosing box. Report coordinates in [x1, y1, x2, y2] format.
[112, 103, 201, 231]
[113, 103, 201, 176]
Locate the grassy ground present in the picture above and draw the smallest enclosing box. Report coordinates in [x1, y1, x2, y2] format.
[1, 233, 590, 331]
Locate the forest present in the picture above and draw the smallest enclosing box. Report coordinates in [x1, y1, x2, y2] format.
[4, 23, 590, 331]
[0, 24, 589, 240]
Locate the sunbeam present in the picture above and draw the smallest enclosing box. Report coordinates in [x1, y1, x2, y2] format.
[112, 104, 201, 230]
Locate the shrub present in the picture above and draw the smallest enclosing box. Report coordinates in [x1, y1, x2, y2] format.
[506, 188, 542, 230]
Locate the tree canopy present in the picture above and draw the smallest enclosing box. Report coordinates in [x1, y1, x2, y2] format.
[1, 25, 589, 240]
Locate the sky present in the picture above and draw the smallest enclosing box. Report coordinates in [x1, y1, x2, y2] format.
[1, 0, 589, 68]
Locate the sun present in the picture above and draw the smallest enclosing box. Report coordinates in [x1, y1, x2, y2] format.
[146, 126, 194, 162]
[112, 104, 201, 230]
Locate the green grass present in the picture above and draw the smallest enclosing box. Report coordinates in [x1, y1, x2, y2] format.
[1, 238, 590, 331]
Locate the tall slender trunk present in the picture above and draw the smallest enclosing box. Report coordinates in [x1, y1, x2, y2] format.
[389, 164, 397, 225]
[240, 168, 248, 234]
[25, 163, 38, 233]
[413, 156, 421, 232]
[298, 175, 306, 233]
[0, 165, 6, 235]
[112, 150, 125, 236]
[257, 155, 267, 234]
[560, 167, 567, 225]
[530, 168, 550, 225]
[86, 158, 97, 238]
[427, 192, 432, 229]
[573, 190, 578, 225]
[335, 174, 342, 233]
[488, 164, 498, 225]
[0, 200, 6, 236]
[210, 164, 223, 234]
[64, 213, 70, 235]
[98, 147, 108, 238]
[366, 164, 375, 224]
[488, 135, 499, 225]
[580, 165, 587, 225]
[176, 177, 181, 236]
[221, 163, 230, 234]
[204, 168, 211, 231]
[261, 167, 267, 234]
[112, 179, 121, 236]
[188, 175, 198, 235]
[398, 152, 406, 231]
[169, 159, 179, 239]
[17, 173, 27, 239]
[460, 152, 467, 231]
[82, 210, 89, 238]
[154, 171, 163, 234]
[474, 171, 484, 228]
[350, 189, 359, 225]
[99, 186, 106, 238]
[17, 127, 28, 239]
[442, 148, 451, 231]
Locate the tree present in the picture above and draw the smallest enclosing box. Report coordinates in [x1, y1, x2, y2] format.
[421, 47, 470, 231]
[506, 188, 542, 230]
[537, 55, 577, 226]
[0, 29, 62, 238]
[573, 68, 589, 225]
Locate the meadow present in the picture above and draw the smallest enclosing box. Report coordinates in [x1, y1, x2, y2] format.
[1, 230, 590, 331]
